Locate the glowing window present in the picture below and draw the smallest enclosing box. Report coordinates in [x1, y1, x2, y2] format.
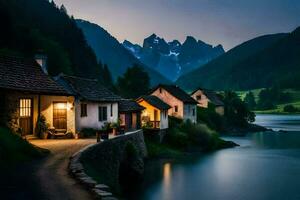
[20, 99, 31, 117]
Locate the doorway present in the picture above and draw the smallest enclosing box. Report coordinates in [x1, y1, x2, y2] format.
[19, 98, 33, 135]
[53, 102, 67, 130]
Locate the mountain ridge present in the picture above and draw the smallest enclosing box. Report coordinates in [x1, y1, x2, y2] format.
[123, 34, 225, 81]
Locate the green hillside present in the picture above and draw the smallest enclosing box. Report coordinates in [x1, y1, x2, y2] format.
[176, 29, 300, 91]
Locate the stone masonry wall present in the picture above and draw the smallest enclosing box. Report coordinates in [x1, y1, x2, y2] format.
[79, 130, 147, 194]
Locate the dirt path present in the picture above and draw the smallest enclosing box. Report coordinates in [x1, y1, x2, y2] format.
[0, 139, 96, 200]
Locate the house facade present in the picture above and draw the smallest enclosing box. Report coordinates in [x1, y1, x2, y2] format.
[137, 95, 171, 130]
[54, 74, 122, 133]
[150, 84, 198, 123]
[0, 55, 75, 137]
[191, 88, 224, 116]
[119, 99, 145, 131]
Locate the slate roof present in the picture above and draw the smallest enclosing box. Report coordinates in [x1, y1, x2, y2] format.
[151, 84, 198, 104]
[191, 88, 224, 106]
[119, 99, 145, 112]
[137, 95, 171, 110]
[0, 54, 69, 95]
[55, 74, 122, 102]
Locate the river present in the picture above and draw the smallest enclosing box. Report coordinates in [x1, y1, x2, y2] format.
[130, 114, 300, 200]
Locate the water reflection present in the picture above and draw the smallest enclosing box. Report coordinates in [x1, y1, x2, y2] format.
[255, 114, 300, 131]
[132, 115, 300, 200]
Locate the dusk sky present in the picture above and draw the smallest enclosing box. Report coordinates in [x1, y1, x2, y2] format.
[55, 0, 300, 50]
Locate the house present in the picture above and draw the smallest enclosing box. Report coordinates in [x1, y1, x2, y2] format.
[0, 54, 75, 137]
[150, 84, 198, 123]
[191, 88, 224, 116]
[136, 95, 171, 130]
[54, 74, 122, 133]
[118, 99, 145, 132]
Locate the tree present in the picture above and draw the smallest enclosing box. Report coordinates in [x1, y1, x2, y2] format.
[223, 91, 255, 126]
[102, 64, 113, 87]
[244, 91, 256, 110]
[116, 65, 150, 98]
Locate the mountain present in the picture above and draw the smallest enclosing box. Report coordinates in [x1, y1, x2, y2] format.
[176, 32, 295, 91]
[76, 20, 170, 86]
[0, 0, 102, 79]
[123, 34, 225, 81]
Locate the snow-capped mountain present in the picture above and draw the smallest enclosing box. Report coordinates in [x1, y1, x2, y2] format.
[123, 34, 225, 81]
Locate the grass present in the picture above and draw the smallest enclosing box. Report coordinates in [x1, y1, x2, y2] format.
[0, 127, 47, 166]
[237, 88, 300, 114]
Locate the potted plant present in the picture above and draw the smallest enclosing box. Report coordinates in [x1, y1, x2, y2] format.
[110, 121, 120, 136]
[37, 115, 49, 139]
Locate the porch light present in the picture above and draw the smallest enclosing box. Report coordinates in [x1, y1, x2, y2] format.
[55, 103, 67, 109]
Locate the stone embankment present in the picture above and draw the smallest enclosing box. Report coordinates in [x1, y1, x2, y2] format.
[69, 130, 147, 199]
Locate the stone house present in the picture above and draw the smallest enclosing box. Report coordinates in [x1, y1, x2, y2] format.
[0, 54, 75, 137]
[118, 99, 145, 132]
[191, 88, 225, 116]
[54, 74, 122, 133]
[150, 84, 198, 123]
[136, 95, 171, 130]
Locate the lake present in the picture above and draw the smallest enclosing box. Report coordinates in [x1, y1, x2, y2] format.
[130, 114, 300, 200]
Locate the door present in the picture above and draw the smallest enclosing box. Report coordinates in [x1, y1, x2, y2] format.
[132, 113, 137, 129]
[53, 102, 67, 130]
[19, 98, 33, 135]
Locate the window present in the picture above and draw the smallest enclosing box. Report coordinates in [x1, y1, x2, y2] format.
[174, 106, 178, 113]
[81, 103, 87, 117]
[192, 108, 195, 116]
[20, 99, 31, 117]
[164, 111, 168, 119]
[196, 95, 201, 100]
[159, 88, 162, 93]
[99, 106, 107, 121]
[110, 104, 113, 117]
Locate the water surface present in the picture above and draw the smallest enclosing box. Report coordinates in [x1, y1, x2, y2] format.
[130, 114, 300, 200]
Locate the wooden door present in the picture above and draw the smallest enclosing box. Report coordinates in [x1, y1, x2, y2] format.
[132, 113, 137, 129]
[53, 102, 67, 130]
[19, 98, 33, 135]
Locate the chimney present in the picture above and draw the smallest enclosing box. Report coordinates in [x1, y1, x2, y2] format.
[35, 53, 48, 75]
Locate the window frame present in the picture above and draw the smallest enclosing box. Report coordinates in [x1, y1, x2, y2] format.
[98, 106, 108, 122]
[80, 103, 88, 117]
[174, 105, 178, 113]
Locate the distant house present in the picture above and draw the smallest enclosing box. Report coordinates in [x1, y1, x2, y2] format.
[54, 74, 122, 133]
[136, 95, 171, 130]
[191, 88, 224, 116]
[0, 54, 75, 137]
[150, 84, 198, 123]
[118, 99, 145, 132]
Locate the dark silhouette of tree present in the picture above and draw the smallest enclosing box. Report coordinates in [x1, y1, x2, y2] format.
[116, 65, 150, 98]
[244, 91, 256, 110]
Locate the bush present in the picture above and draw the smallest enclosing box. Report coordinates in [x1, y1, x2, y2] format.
[197, 105, 224, 131]
[165, 128, 189, 149]
[283, 105, 299, 113]
[79, 128, 97, 138]
[0, 127, 45, 165]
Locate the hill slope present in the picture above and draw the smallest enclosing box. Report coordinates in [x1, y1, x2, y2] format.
[0, 0, 101, 79]
[176, 32, 291, 91]
[76, 19, 170, 86]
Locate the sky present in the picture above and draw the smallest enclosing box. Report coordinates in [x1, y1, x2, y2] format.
[54, 0, 300, 50]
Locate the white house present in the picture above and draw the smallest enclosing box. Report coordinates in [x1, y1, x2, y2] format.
[54, 74, 122, 133]
[150, 84, 198, 123]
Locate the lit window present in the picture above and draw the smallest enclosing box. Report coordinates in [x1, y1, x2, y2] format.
[81, 103, 87, 117]
[99, 106, 107, 121]
[20, 99, 31, 117]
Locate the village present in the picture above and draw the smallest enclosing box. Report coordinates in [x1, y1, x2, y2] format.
[0, 53, 224, 141]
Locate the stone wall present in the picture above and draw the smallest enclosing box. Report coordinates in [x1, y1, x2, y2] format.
[79, 130, 147, 194]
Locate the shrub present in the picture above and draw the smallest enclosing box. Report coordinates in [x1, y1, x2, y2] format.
[79, 128, 96, 138]
[283, 105, 299, 113]
[165, 128, 189, 149]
